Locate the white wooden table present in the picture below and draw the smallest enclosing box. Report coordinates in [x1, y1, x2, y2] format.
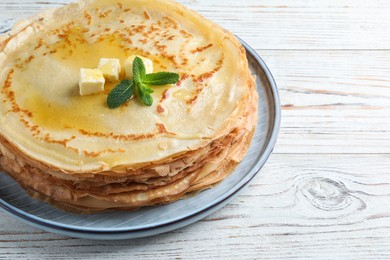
[1, 0, 390, 259]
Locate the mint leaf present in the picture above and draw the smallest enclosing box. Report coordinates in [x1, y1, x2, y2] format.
[132, 56, 146, 83]
[144, 72, 179, 85]
[107, 80, 134, 108]
[137, 83, 153, 106]
[140, 91, 153, 106]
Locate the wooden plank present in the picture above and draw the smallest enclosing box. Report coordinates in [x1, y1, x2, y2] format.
[1, 154, 390, 259]
[1, 0, 390, 49]
[257, 50, 390, 154]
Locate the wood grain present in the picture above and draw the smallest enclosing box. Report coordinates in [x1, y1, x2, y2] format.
[1, 0, 390, 259]
[259, 50, 390, 154]
[2, 154, 390, 259]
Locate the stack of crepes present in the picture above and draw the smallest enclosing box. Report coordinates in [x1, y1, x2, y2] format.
[0, 0, 258, 213]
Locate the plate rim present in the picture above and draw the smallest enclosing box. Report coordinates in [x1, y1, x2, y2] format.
[0, 38, 281, 235]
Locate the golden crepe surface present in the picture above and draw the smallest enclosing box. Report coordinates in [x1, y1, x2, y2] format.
[0, 0, 258, 212]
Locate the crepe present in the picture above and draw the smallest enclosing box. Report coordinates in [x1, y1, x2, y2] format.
[0, 0, 258, 213]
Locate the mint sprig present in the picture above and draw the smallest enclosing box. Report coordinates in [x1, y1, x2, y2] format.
[107, 57, 179, 108]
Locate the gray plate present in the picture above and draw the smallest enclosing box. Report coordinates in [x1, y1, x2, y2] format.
[0, 38, 280, 240]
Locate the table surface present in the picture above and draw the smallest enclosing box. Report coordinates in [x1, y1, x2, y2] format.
[1, 0, 390, 259]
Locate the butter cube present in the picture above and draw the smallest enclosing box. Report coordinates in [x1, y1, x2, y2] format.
[98, 58, 121, 82]
[125, 55, 153, 79]
[79, 68, 105, 96]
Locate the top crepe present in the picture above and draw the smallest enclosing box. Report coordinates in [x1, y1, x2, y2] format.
[0, 0, 255, 175]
